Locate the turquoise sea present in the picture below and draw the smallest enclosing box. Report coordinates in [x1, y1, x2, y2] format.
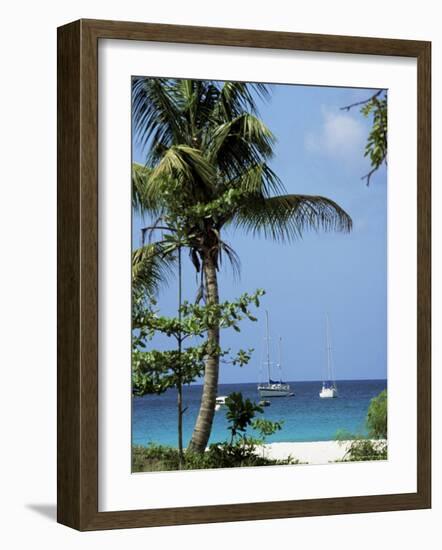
[132, 379, 387, 447]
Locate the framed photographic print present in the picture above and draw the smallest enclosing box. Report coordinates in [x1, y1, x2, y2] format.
[57, 19, 431, 531]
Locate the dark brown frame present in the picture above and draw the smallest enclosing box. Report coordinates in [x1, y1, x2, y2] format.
[57, 18, 431, 531]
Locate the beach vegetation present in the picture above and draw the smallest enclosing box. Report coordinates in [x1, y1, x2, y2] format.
[197, 391, 291, 468]
[335, 390, 388, 462]
[224, 391, 264, 445]
[251, 417, 285, 459]
[341, 438, 387, 462]
[132, 441, 297, 472]
[366, 389, 387, 439]
[252, 417, 284, 439]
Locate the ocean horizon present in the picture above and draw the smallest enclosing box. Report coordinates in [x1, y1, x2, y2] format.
[183, 377, 386, 386]
[132, 378, 387, 447]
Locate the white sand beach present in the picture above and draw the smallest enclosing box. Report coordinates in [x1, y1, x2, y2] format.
[257, 440, 353, 464]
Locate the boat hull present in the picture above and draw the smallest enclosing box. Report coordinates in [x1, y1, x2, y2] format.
[319, 387, 338, 398]
[258, 385, 293, 398]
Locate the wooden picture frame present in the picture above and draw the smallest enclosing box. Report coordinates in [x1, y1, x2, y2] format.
[57, 18, 431, 531]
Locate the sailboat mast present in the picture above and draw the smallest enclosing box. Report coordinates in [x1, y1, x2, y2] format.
[326, 314, 332, 384]
[265, 310, 271, 381]
[278, 337, 282, 383]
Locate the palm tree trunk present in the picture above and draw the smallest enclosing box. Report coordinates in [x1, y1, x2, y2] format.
[187, 253, 220, 454]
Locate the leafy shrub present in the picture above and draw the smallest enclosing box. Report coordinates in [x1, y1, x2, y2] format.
[367, 389, 387, 439]
[334, 390, 388, 462]
[225, 392, 263, 444]
[341, 439, 387, 462]
[132, 444, 183, 472]
[132, 442, 296, 472]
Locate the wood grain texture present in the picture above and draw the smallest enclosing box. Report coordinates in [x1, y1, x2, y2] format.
[57, 20, 81, 529]
[57, 19, 431, 531]
[416, 42, 431, 506]
[84, 18, 427, 56]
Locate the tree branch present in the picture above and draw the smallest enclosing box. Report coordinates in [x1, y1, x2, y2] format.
[340, 89, 383, 112]
[361, 166, 379, 186]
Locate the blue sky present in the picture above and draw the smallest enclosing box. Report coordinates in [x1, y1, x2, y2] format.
[132, 82, 387, 383]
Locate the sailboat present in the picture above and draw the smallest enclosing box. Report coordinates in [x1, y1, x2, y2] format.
[257, 312, 294, 398]
[319, 314, 338, 398]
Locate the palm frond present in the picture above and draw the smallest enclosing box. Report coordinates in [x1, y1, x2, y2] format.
[175, 79, 199, 140]
[213, 81, 271, 121]
[206, 114, 276, 174]
[219, 240, 241, 280]
[132, 163, 165, 216]
[225, 163, 285, 198]
[150, 145, 216, 202]
[195, 82, 223, 131]
[132, 77, 186, 158]
[132, 242, 176, 295]
[231, 194, 353, 242]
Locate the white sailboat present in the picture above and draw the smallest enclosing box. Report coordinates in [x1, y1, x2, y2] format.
[257, 312, 294, 398]
[319, 315, 338, 398]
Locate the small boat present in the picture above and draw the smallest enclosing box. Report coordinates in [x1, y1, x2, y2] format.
[215, 396, 228, 411]
[319, 315, 338, 398]
[258, 400, 271, 407]
[319, 384, 337, 398]
[257, 312, 294, 398]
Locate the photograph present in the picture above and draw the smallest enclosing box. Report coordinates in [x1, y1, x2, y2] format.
[130, 77, 388, 473]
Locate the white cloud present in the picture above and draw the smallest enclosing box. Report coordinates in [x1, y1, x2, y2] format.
[305, 106, 365, 160]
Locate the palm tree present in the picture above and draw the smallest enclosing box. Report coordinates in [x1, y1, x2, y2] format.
[132, 78, 352, 453]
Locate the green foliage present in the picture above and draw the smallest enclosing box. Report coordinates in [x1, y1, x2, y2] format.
[132, 444, 183, 472]
[210, 392, 289, 466]
[231, 348, 253, 366]
[341, 439, 387, 462]
[178, 289, 265, 333]
[251, 417, 285, 459]
[224, 392, 264, 443]
[341, 89, 387, 185]
[132, 442, 297, 472]
[132, 290, 264, 397]
[203, 441, 297, 468]
[252, 417, 284, 438]
[367, 389, 387, 439]
[361, 92, 388, 179]
[132, 443, 217, 471]
[334, 428, 358, 442]
[132, 348, 206, 395]
[334, 390, 388, 462]
[132, 242, 176, 297]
